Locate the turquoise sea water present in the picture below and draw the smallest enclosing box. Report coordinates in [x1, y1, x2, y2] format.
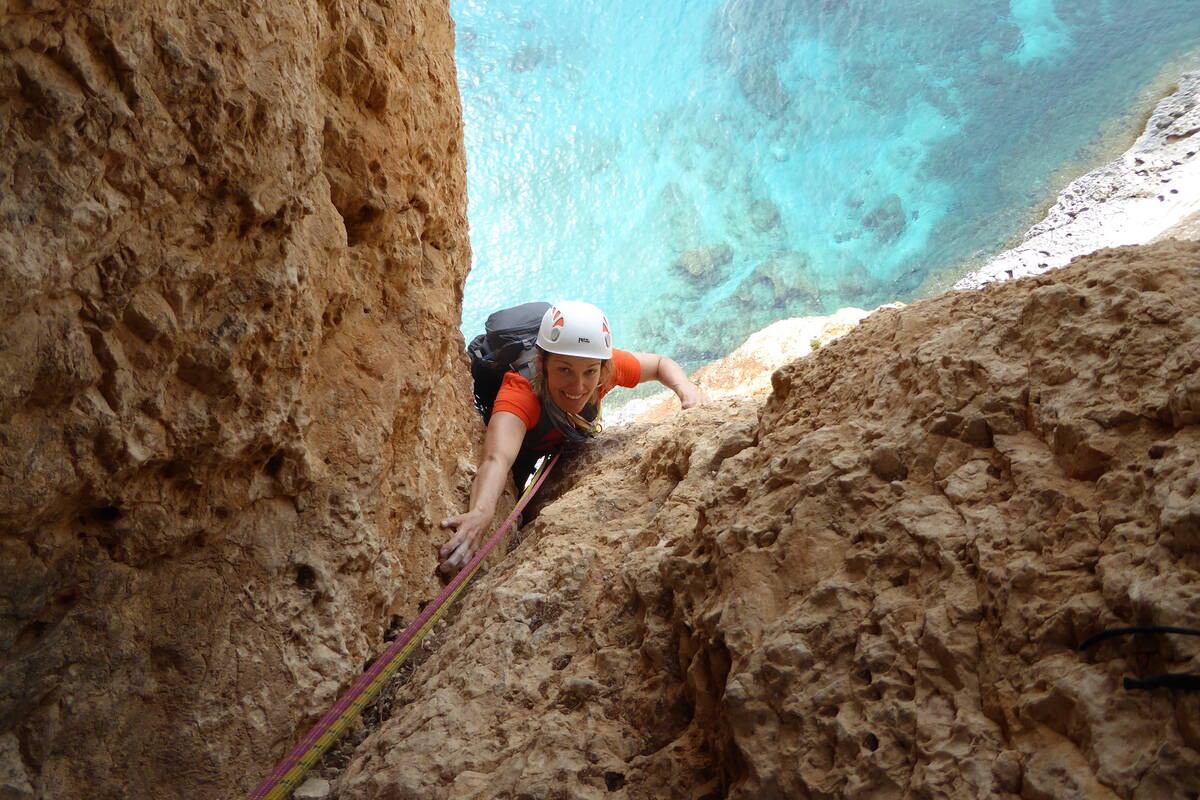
[453, 0, 1200, 369]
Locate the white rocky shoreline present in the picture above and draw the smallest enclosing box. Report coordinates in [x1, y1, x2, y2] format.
[954, 70, 1200, 290]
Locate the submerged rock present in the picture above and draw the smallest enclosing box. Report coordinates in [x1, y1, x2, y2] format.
[509, 45, 547, 73]
[862, 193, 908, 242]
[654, 182, 705, 252]
[738, 63, 792, 118]
[749, 197, 783, 233]
[673, 243, 734, 287]
[705, 0, 800, 68]
[732, 252, 820, 310]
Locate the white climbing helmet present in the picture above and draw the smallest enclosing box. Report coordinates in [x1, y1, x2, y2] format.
[536, 300, 613, 360]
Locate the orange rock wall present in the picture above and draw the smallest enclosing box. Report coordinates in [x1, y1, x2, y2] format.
[0, 2, 477, 797]
[337, 242, 1200, 800]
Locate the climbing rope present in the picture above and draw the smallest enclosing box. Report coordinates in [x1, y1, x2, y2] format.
[1078, 625, 1200, 692]
[246, 452, 560, 799]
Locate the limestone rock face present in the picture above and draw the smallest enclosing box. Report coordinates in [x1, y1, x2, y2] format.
[610, 307, 877, 425]
[337, 241, 1200, 799]
[0, 2, 477, 798]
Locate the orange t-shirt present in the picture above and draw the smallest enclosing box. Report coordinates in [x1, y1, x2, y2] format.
[492, 348, 642, 430]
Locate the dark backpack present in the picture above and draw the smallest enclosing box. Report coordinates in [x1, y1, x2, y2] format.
[468, 301, 551, 422]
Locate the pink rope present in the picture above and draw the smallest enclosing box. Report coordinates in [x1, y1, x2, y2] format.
[247, 452, 560, 798]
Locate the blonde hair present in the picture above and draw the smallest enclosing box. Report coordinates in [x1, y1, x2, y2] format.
[533, 348, 614, 420]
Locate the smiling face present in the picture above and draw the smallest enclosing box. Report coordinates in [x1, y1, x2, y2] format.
[543, 353, 603, 414]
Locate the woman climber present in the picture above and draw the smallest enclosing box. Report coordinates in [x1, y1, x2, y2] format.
[438, 300, 707, 576]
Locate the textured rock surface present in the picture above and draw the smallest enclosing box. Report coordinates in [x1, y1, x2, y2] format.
[337, 241, 1200, 799]
[0, 2, 478, 798]
[956, 72, 1200, 290]
[610, 307, 879, 425]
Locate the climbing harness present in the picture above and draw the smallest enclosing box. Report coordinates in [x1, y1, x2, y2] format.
[246, 452, 561, 799]
[1078, 625, 1200, 691]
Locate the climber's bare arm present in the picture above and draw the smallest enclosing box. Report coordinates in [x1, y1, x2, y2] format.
[438, 411, 526, 576]
[632, 352, 708, 409]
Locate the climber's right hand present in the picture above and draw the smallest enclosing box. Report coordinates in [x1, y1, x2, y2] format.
[438, 509, 493, 577]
